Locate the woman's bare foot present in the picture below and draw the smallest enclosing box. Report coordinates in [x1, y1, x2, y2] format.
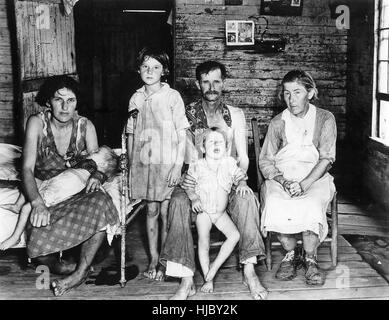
[51, 269, 90, 297]
[0, 236, 19, 250]
[143, 258, 158, 279]
[243, 264, 268, 300]
[169, 277, 196, 300]
[53, 260, 77, 275]
[0, 203, 21, 214]
[200, 280, 214, 293]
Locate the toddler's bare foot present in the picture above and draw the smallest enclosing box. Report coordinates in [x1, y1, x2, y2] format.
[169, 277, 196, 300]
[204, 263, 217, 282]
[0, 203, 21, 214]
[0, 236, 19, 250]
[200, 280, 214, 293]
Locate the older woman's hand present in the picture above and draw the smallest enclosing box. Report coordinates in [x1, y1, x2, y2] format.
[30, 202, 51, 227]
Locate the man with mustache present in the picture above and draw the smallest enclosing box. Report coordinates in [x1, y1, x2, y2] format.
[160, 61, 267, 300]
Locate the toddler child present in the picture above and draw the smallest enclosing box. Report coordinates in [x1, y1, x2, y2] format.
[185, 127, 252, 293]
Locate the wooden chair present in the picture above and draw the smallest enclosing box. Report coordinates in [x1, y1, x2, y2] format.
[251, 118, 338, 271]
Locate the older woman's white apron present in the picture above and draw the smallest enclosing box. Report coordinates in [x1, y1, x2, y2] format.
[260, 105, 335, 242]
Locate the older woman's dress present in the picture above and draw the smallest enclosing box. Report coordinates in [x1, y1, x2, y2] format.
[27, 111, 118, 258]
[259, 104, 337, 242]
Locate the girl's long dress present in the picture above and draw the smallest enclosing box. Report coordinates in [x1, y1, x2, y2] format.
[127, 83, 189, 201]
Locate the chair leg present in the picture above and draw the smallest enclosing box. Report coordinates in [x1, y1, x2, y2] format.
[265, 232, 272, 271]
[331, 192, 338, 268]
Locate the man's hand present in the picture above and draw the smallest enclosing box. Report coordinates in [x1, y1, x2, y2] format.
[167, 165, 182, 187]
[30, 202, 51, 227]
[85, 176, 101, 193]
[180, 173, 196, 190]
[191, 198, 203, 213]
[233, 168, 247, 185]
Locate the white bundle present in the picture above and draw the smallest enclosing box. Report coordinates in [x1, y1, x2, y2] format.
[0, 144, 22, 181]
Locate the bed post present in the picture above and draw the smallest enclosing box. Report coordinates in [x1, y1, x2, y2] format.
[119, 109, 138, 288]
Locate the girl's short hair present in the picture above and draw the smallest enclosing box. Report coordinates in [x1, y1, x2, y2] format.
[278, 70, 318, 102]
[35, 76, 80, 107]
[202, 127, 228, 147]
[137, 46, 170, 77]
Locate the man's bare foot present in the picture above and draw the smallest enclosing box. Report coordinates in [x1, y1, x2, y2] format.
[143, 258, 158, 279]
[243, 265, 268, 300]
[169, 277, 196, 300]
[0, 236, 19, 250]
[51, 269, 90, 297]
[200, 280, 214, 293]
[0, 203, 21, 214]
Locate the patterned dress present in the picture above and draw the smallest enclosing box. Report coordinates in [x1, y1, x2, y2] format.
[27, 111, 118, 258]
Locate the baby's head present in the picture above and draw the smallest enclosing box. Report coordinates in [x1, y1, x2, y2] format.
[201, 127, 228, 160]
[87, 146, 119, 178]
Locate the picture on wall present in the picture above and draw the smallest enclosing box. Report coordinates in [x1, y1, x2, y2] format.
[225, 20, 254, 46]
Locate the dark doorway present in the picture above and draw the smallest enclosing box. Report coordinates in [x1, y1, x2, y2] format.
[74, 0, 174, 148]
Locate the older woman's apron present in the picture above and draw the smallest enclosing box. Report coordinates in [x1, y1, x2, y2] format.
[260, 105, 335, 242]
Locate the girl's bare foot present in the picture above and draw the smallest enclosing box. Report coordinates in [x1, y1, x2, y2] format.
[154, 264, 166, 282]
[143, 258, 158, 280]
[0, 236, 19, 251]
[0, 203, 21, 214]
[200, 280, 214, 293]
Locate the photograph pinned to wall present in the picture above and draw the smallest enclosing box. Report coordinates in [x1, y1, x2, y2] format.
[225, 20, 254, 46]
[260, 0, 303, 16]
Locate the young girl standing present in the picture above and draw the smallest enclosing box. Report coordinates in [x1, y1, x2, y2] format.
[127, 47, 189, 281]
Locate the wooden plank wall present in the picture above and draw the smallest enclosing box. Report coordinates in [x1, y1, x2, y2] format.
[174, 0, 348, 142]
[0, 0, 16, 143]
[15, 1, 76, 80]
[14, 0, 76, 130]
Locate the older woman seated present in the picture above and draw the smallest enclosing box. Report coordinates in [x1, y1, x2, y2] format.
[259, 70, 337, 285]
[21, 76, 119, 296]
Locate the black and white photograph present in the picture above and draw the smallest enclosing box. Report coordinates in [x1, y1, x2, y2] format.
[226, 20, 254, 45]
[0, 0, 389, 308]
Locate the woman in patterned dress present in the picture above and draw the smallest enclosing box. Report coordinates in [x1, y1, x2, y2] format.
[23, 76, 118, 296]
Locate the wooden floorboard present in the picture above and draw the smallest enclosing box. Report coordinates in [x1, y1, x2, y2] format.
[1, 218, 388, 300]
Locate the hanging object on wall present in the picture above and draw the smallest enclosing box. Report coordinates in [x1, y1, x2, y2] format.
[251, 16, 286, 53]
[260, 0, 303, 16]
[36, 4, 50, 30]
[225, 20, 255, 46]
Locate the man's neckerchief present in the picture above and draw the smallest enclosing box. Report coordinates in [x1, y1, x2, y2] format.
[185, 99, 232, 133]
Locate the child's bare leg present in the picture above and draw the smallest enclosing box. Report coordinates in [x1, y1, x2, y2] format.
[155, 199, 169, 281]
[144, 201, 160, 279]
[206, 213, 240, 282]
[0, 192, 26, 214]
[0, 202, 31, 250]
[196, 213, 213, 293]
